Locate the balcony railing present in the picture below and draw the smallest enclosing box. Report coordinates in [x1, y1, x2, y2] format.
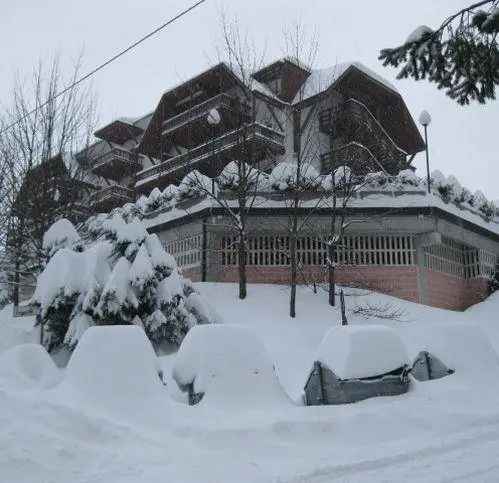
[90, 185, 134, 209]
[91, 147, 142, 180]
[136, 123, 285, 187]
[319, 99, 407, 156]
[162, 93, 248, 135]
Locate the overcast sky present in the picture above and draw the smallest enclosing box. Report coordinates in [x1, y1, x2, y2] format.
[2, 0, 498, 199]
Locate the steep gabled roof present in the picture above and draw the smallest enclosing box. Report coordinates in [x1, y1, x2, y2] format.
[138, 62, 282, 157]
[292, 61, 399, 104]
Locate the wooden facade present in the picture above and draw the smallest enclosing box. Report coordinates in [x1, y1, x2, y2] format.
[74, 58, 425, 211]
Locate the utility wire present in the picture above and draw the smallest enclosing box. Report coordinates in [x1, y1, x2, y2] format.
[0, 0, 207, 136]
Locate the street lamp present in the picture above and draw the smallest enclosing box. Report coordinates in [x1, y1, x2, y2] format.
[419, 110, 432, 194]
[206, 108, 221, 195]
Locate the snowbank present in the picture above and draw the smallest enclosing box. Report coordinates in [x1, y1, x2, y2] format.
[0, 305, 38, 355]
[58, 326, 168, 418]
[402, 323, 499, 382]
[0, 344, 60, 390]
[172, 324, 291, 408]
[316, 325, 409, 380]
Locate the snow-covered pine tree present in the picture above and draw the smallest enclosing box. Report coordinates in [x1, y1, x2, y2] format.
[33, 215, 215, 352]
[379, 2, 499, 105]
[42, 218, 83, 260]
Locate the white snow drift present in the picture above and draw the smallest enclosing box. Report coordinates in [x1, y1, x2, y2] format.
[316, 325, 409, 379]
[57, 325, 168, 418]
[172, 324, 291, 408]
[0, 343, 60, 390]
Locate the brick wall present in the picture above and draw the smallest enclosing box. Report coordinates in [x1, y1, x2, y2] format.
[181, 266, 202, 282]
[423, 269, 489, 311]
[217, 265, 420, 304]
[215, 264, 490, 311]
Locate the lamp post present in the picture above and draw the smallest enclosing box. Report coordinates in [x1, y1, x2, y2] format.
[206, 108, 221, 195]
[419, 110, 432, 194]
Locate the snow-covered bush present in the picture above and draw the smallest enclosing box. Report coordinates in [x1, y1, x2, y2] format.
[474, 191, 496, 221]
[217, 160, 263, 191]
[135, 195, 149, 214]
[270, 161, 321, 192]
[119, 202, 143, 223]
[43, 218, 82, 258]
[431, 170, 453, 202]
[321, 165, 354, 191]
[162, 184, 180, 205]
[145, 187, 164, 212]
[364, 171, 390, 188]
[428, 171, 496, 220]
[178, 170, 212, 201]
[33, 216, 214, 352]
[397, 169, 420, 187]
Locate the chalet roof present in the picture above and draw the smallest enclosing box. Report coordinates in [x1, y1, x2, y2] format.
[94, 119, 144, 144]
[292, 61, 399, 104]
[252, 57, 311, 84]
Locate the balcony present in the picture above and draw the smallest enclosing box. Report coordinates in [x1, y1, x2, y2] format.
[90, 185, 134, 213]
[161, 93, 251, 147]
[91, 147, 142, 181]
[319, 99, 406, 175]
[136, 123, 285, 193]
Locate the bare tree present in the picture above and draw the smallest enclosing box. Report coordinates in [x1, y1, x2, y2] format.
[278, 22, 325, 318]
[180, 15, 272, 300]
[0, 54, 97, 303]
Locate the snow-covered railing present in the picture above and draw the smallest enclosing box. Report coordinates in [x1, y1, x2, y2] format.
[161, 93, 248, 135]
[92, 146, 140, 172]
[319, 98, 408, 156]
[135, 123, 285, 187]
[90, 185, 134, 207]
[114, 165, 499, 238]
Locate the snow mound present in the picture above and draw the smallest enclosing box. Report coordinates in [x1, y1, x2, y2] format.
[59, 326, 168, 417]
[0, 344, 60, 390]
[43, 218, 81, 255]
[269, 161, 320, 191]
[317, 325, 409, 380]
[403, 323, 499, 383]
[172, 324, 291, 408]
[0, 305, 38, 355]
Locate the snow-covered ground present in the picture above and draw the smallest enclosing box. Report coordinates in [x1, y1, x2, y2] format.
[2, 283, 499, 482]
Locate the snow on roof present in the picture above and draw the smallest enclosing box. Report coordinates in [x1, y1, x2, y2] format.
[142, 190, 499, 238]
[293, 61, 399, 104]
[316, 325, 409, 380]
[172, 324, 291, 408]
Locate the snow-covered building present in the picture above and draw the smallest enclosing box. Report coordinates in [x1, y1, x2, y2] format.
[81, 59, 424, 210]
[25, 58, 499, 311]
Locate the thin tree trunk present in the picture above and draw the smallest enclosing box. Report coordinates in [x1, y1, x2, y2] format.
[238, 232, 247, 300]
[289, 196, 299, 318]
[328, 244, 336, 307]
[290, 236, 297, 318]
[340, 289, 348, 325]
[13, 258, 19, 309]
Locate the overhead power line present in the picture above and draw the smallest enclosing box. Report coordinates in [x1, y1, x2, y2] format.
[0, 0, 207, 136]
